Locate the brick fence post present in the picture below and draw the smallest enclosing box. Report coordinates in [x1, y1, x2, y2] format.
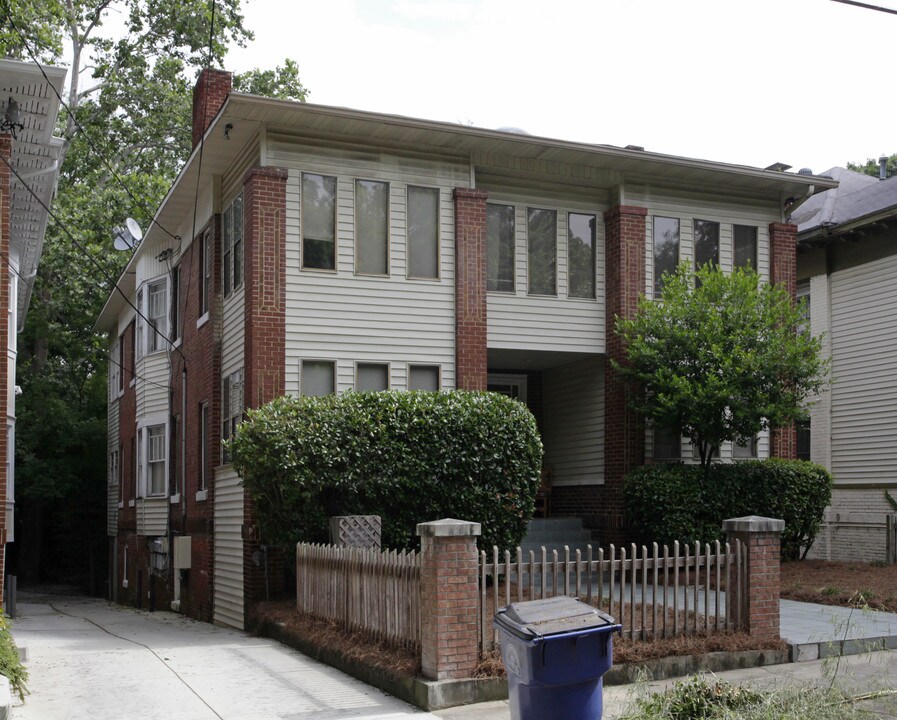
[417, 519, 481, 680]
[723, 516, 784, 638]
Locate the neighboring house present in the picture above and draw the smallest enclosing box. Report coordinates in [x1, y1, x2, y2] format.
[95, 68, 833, 629]
[0, 59, 66, 604]
[793, 165, 897, 562]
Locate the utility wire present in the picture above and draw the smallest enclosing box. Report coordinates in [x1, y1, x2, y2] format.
[0, 152, 187, 365]
[830, 0, 897, 15]
[0, 0, 182, 245]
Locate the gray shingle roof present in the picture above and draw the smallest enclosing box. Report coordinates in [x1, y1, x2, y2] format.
[793, 166, 897, 237]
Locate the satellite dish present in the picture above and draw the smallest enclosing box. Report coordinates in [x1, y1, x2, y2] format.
[112, 218, 144, 251]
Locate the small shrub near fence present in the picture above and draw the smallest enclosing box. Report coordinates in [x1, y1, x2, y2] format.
[624, 459, 832, 559]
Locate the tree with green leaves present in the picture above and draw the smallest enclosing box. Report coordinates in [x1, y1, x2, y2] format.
[614, 263, 828, 474]
[848, 153, 897, 179]
[0, 0, 307, 588]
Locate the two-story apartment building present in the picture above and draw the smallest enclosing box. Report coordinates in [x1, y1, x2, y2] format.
[96, 69, 833, 628]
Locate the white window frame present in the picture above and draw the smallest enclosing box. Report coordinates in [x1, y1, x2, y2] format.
[222, 369, 244, 464]
[223, 192, 244, 297]
[354, 179, 390, 276]
[198, 402, 209, 500]
[109, 339, 121, 402]
[301, 173, 338, 272]
[199, 228, 211, 325]
[135, 276, 170, 358]
[136, 415, 168, 498]
[406, 185, 441, 280]
[170, 265, 181, 345]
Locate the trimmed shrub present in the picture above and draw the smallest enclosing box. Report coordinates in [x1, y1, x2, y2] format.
[624, 459, 832, 559]
[0, 614, 27, 701]
[230, 390, 543, 551]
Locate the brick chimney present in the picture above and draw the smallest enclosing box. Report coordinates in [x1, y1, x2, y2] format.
[192, 68, 232, 149]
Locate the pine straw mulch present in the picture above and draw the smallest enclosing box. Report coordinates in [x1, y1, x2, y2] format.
[780, 560, 897, 613]
[251, 600, 785, 681]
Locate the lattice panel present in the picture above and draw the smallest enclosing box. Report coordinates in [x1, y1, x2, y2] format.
[329, 515, 381, 549]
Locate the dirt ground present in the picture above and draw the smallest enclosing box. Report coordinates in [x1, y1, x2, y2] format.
[780, 559, 897, 612]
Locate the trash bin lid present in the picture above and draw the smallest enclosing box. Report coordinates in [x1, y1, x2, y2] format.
[494, 596, 617, 640]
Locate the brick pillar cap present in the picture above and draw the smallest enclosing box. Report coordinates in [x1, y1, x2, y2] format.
[723, 516, 785, 533]
[416, 518, 481, 538]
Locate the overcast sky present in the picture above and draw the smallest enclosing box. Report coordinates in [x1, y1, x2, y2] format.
[225, 0, 896, 175]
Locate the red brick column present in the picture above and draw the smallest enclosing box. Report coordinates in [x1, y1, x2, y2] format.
[192, 69, 232, 150]
[417, 519, 481, 680]
[453, 188, 488, 391]
[769, 222, 798, 459]
[0, 134, 10, 605]
[603, 205, 647, 539]
[723, 516, 784, 638]
[242, 166, 288, 613]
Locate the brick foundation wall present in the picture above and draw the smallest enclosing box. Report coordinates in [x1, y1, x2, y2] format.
[602, 205, 647, 541]
[169, 218, 222, 622]
[241, 166, 288, 612]
[192, 69, 232, 150]
[453, 188, 488, 391]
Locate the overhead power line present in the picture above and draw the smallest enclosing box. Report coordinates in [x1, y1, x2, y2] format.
[830, 0, 897, 15]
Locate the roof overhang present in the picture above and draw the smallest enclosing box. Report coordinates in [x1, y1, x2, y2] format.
[0, 58, 67, 329]
[798, 206, 897, 245]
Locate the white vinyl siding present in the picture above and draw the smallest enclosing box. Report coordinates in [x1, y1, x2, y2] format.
[542, 357, 604, 486]
[134, 353, 169, 419]
[214, 466, 244, 629]
[280, 146, 461, 393]
[829, 254, 897, 485]
[809, 274, 832, 471]
[487, 199, 605, 354]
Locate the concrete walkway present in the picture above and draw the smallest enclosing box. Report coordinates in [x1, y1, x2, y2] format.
[11, 592, 437, 720]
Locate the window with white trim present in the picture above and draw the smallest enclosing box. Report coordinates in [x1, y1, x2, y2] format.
[109, 340, 121, 401]
[170, 265, 181, 343]
[222, 369, 243, 463]
[302, 173, 337, 270]
[223, 192, 244, 295]
[409, 365, 440, 391]
[301, 360, 335, 396]
[487, 203, 515, 292]
[199, 402, 209, 491]
[136, 277, 169, 358]
[407, 186, 439, 279]
[527, 207, 557, 296]
[200, 229, 211, 318]
[355, 180, 389, 275]
[109, 449, 120, 486]
[135, 422, 168, 497]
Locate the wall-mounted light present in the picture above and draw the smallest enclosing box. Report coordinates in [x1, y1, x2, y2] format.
[223, 123, 233, 141]
[1, 97, 24, 139]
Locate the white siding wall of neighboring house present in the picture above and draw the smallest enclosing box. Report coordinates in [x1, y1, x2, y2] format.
[636, 189, 777, 297]
[809, 273, 832, 471]
[807, 488, 895, 563]
[485, 189, 606, 354]
[542, 357, 604, 486]
[272, 139, 466, 394]
[221, 286, 244, 385]
[829, 254, 897, 485]
[213, 465, 244, 629]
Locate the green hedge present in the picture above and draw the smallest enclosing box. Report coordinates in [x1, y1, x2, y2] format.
[230, 391, 543, 551]
[624, 459, 832, 559]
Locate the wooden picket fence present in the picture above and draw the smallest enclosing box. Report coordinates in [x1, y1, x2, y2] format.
[296, 543, 421, 650]
[479, 540, 745, 654]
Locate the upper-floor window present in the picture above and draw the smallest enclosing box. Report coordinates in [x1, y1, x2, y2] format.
[199, 402, 209, 492]
[355, 180, 389, 275]
[302, 173, 337, 270]
[221, 369, 244, 463]
[567, 212, 596, 299]
[407, 186, 439, 279]
[223, 192, 244, 295]
[301, 360, 336, 396]
[136, 277, 169, 358]
[653, 217, 680, 298]
[356, 362, 389, 391]
[109, 339, 121, 401]
[527, 208, 556, 296]
[797, 282, 810, 334]
[170, 265, 181, 343]
[137, 423, 167, 497]
[487, 203, 515, 292]
[733, 225, 757, 269]
[199, 228, 211, 318]
[694, 219, 720, 272]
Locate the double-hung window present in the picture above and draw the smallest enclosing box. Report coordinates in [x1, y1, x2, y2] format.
[109, 340, 121, 401]
[137, 422, 167, 497]
[694, 219, 720, 272]
[199, 402, 209, 492]
[199, 229, 211, 318]
[487, 204, 515, 292]
[527, 208, 557, 295]
[223, 192, 244, 295]
[355, 180, 389, 275]
[653, 217, 680, 298]
[733, 225, 757, 270]
[407, 186, 439, 279]
[302, 173, 337, 270]
[170, 266, 181, 343]
[567, 212, 596, 299]
[136, 278, 169, 358]
[222, 369, 243, 463]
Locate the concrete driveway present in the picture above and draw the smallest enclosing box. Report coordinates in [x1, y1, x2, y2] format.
[10, 592, 438, 720]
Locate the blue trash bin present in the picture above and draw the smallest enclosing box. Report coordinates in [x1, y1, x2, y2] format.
[494, 596, 621, 720]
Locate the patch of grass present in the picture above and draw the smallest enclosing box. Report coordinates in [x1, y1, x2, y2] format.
[822, 586, 841, 596]
[620, 676, 877, 719]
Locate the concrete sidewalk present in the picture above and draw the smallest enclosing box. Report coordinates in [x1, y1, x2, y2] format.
[11, 592, 438, 720]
